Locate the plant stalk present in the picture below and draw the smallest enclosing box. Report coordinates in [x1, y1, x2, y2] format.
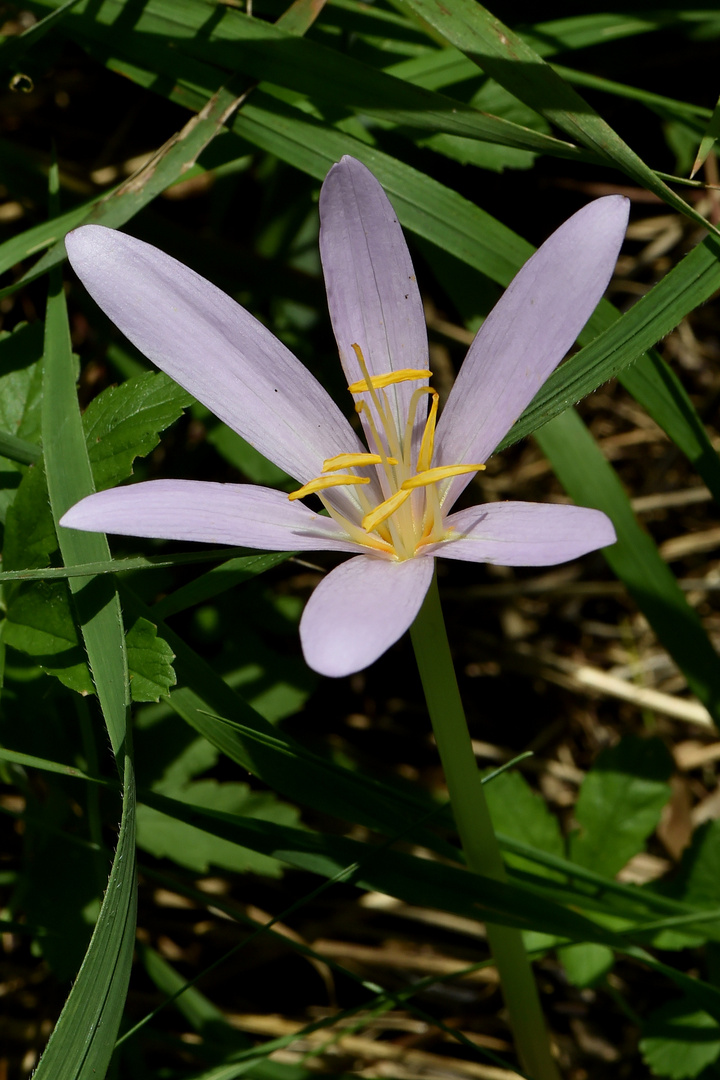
[410, 570, 560, 1080]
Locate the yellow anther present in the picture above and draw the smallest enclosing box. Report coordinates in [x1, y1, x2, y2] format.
[416, 391, 439, 472]
[362, 489, 412, 533]
[322, 453, 397, 472]
[348, 368, 432, 394]
[401, 463, 485, 490]
[288, 475, 370, 501]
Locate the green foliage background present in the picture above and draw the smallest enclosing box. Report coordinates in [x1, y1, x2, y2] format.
[1, 2, 720, 1077]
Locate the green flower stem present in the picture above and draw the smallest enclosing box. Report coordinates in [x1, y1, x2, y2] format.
[410, 570, 560, 1080]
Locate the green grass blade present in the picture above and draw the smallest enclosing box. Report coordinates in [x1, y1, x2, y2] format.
[34, 164, 136, 1077]
[0, 548, 279, 583]
[33, 757, 137, 1080]
[619, 352, 720, 505]
[0, 745, 109, 783]
[400, 0, 717, 236]
[42, 223, 130, 760]
[534, 407, 720, 722]
[691, 92, 720, 177]
[0, 429, 41, 465]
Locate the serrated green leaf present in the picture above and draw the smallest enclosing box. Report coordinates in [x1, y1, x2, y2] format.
[559, 942, 614, 990]
[137, 779, 300, 877]
[5, 581, 178, 702]
[569, 736, 673, 877]
[2, 459, 57, 573]
[0, 321, 44, 445]
[83, 371, 193, 490]
[665, 821, 720, 908]
[482, 769, 565, 881]
[125, 615, 176, 702]
[3, 579, 94, 694]
[641, 998, 720, 1080]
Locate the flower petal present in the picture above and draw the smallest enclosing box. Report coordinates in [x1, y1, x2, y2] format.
[319, 156, 429, 456]
[429, 501, 616, 565]
[60, 480, 366, 554]
[300, 553, 434, 677]
[435, 196, 629, 507]
[65, 226, 365, 489]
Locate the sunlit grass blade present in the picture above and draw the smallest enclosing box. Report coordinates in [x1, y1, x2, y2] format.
[534, 407, 720, 724]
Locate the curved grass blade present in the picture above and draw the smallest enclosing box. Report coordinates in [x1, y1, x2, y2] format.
[33, 757, 137, 1080]
[691, 93, 720, 177]
[33, 164, 135, 1077]
[400, 0, 717, 236]
[0, 549, 282, 583]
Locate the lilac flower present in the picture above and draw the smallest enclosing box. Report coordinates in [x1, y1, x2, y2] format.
[61, 157, 628, 678]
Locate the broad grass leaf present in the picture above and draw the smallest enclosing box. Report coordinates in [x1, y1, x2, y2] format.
[569, 736, 673, 878]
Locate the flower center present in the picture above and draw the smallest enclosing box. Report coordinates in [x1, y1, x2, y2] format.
[288, 344, 484, 559]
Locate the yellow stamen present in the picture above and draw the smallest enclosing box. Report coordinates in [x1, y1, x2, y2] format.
[288, 475, 370, 501]
[347, 368, 432, 394]
[322, 452, 397, 472]
[401, 463, 485, 490]
[362, 489, 412, 533]
[320, 495, 395, 555]
[416, 391, 439, 473]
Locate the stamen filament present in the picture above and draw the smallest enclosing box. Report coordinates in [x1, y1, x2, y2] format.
[347, 368, 432, 393]
[355, 402, 398, 490]
[350, 345, 404, 464]
[320, 495, 394, 555]
[288, 475, 370, 501]
[401, 463, 485, 490]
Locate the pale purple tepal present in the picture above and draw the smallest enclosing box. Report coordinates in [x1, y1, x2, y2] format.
[61, 157, 628, 677]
